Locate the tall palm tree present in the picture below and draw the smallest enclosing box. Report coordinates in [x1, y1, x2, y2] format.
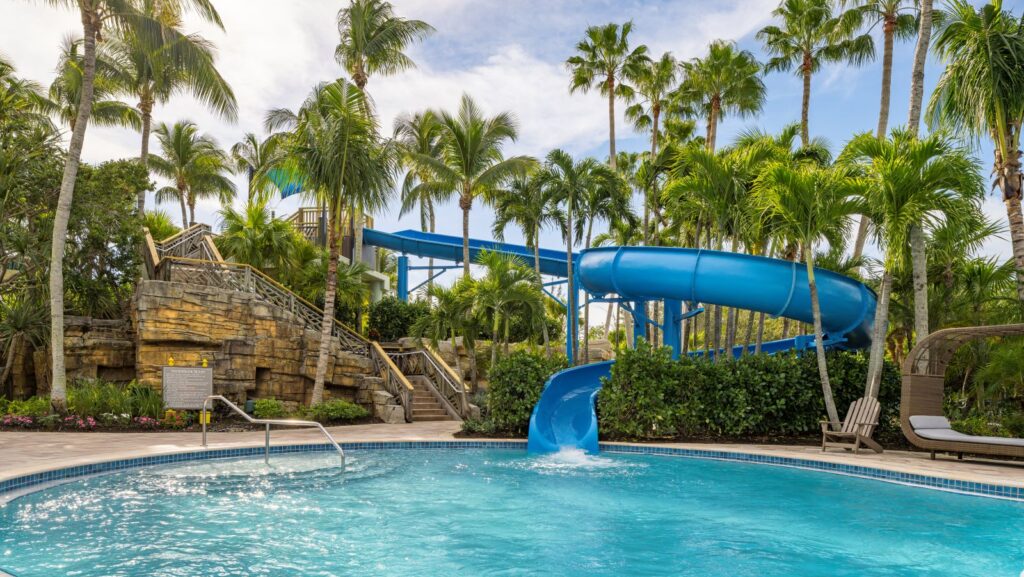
[625, 51, 678, 159]
[231, 132, 285, 203]
[410, 279, 476, 380]
[492, 174, 563, 356]
[408, 94, 534, 278]
[336, 0, 433, 263]
[538, 149, 617, 363]
[44, 35, 139, 133]
[753, 163, 865, 424]
[677, 40, 766, 152]
[566, 21, 650, 171]
[106, 0, 235, 214]
[266, 78, 396, 404]
[39, 0, 218, 411]
[927, 0, 1024, 301]
[148, 120, 234, 227]
[841, 129, 984, 399]
[394, 110, 448, 289]
[757, 0, 875, 147]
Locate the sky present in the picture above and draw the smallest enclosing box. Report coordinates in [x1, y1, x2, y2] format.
[1, 0, 1022, 301]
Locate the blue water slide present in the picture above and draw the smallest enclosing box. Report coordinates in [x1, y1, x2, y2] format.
[527, 246, 877, 454]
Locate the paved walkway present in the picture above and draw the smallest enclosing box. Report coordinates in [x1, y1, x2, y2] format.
[3, 424, 1024, 489]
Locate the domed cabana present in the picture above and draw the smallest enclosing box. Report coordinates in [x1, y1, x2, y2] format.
[902, 324, 1024, 460]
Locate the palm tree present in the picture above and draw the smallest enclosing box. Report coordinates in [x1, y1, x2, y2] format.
[566, 21, 650, 170]
[408, 94, 534, 278]
[216, 200, 298, 276]
[538, 149, 617, 363]
[336, 0, 433, 263]
[410, 279, 475, 381]
[44, 35, 139, 133]
[677, 40, 766, 152]
[231, 132, 284, 203]
[753, 162, 864, 424]
[142, 209, 180, 241]
[0, 294, 47, 399]
[757, 0, 875, 147]
[927, 0, 1024, 302]
[593, 217, 642, 342]
[395, 110, 448, 289]
[474, 251, 543, 365]
[626, 51, 678, 159]
[148, 120, 235, 227]
[39, 0, 216, 411]
[841, 129, 984, 399]
[492, 175, 563, 356]
[266, 78, 396, 404]
[106, 0, 235, 214]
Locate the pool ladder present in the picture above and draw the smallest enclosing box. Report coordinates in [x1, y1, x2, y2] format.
[200, 395, 345, 467]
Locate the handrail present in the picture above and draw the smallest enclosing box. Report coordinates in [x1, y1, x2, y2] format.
[201, 395, 345, 466]
[389, 349, 468, 419]
[370, 341, 415, 422]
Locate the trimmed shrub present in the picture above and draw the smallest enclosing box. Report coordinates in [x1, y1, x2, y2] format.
[368, 297, 430, 342]
[598, 345, 901, 440]
[304, 399, 369, 424]
[253, 398, 285, 419]
[485, 351, 567, 434]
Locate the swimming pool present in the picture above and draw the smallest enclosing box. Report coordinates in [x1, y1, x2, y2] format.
[2, 448, 1022, 576]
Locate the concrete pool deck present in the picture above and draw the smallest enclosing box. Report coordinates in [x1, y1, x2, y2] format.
[2, 423, 1024, 491]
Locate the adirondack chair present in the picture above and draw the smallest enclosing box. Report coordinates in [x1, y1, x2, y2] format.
[821, 397, 883, 454]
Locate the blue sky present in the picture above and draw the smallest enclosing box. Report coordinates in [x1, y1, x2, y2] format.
[2, 0, 1021, 293]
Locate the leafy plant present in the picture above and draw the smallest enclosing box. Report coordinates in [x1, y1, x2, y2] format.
[303, 399, 369, 424]
[483, 350, 567, 435]
[4, 396, 51, 418]
[253, 398, 286, 419]
[368, 296, 430, 341]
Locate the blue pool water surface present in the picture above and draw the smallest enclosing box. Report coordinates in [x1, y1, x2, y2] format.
[1, 448, 1023, 577]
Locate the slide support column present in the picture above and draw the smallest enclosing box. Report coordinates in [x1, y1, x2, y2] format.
[632, 299, 648, 348]
[397, 255, 409, 302]
[663, 299, 683, 359]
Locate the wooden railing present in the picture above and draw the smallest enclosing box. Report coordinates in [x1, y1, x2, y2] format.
[285, 207, 373, 243]
[370, 341, 415, 422]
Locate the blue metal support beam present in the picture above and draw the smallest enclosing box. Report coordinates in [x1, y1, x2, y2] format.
[397, 255, 409, 302]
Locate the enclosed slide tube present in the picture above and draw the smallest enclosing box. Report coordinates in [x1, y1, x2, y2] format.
[527, 246, 877, 454]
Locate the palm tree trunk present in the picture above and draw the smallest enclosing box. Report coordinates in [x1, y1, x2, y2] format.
[806, 248, 840, 425]
[907, 0, 934, 136]
[352, 206, 364, 264]
[311, 225, 340, 405]
[742, 309, 755, 357]
[0, 334, 21, 398]
[460, 189, 472, 278]
[490, 313, 500, 368]
[178, 190, 188, 229]
[910, 223, 929, 348]
[138, 97, 153, 214]
[49, 14, 99, 412]
[1005, 190, 1024, 301]
[428, 202, 436, 298]
[188, 192, 196, 227]
[607, 74, 617, 170]
[566, 200, 577, 363]
[865, 269, 893, 399]
[706, 96, 720, 152]
[800, 52, 812, 148]
[533, 235, 551, 358]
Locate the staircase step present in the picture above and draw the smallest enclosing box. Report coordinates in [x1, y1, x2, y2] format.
[413, 414, 455, 421]
[412, 408, 449, 416]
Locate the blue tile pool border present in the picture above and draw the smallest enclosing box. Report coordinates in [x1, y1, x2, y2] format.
[1, 440, 1021, 502]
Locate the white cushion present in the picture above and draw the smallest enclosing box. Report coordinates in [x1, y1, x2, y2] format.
[913, 427, 1024, 447]
[909, 415, 952, 430]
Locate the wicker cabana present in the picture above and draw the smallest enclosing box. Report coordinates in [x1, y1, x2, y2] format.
[901, 324, 1024, 459]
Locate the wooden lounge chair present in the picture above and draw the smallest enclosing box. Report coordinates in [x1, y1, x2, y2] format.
[821, 397, 884, 454]
[902, 324, 1024, 461]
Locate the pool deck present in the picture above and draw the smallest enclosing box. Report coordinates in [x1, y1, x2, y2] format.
[2, 423, 1024, 491]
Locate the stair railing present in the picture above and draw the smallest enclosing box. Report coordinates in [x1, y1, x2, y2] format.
[388, 349, 468, 420]
[370, 342, 415, 422]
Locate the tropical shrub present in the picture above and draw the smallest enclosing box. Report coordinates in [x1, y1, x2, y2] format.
[253, 398, 286, 419]
[484, 350, 567, 434]
[304, 399, 369, 424]
[368, 296, 430, 341]
[4, 396, 51, 417]
[598, 346, 902, 440]
[67, 379, 164, 419]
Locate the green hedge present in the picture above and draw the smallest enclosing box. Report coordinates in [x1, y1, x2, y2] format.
[368, 297, 430, 342]
[598, 341, 901, 440]
[484, 350, 567, 434]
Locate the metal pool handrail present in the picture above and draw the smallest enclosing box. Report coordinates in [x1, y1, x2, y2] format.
[200, 395, 345, 467]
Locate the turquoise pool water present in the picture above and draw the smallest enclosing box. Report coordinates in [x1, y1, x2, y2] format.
[1, 448, 1022, 576]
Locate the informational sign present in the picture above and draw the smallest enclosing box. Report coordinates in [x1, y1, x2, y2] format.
[162, 367, 213, 409]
